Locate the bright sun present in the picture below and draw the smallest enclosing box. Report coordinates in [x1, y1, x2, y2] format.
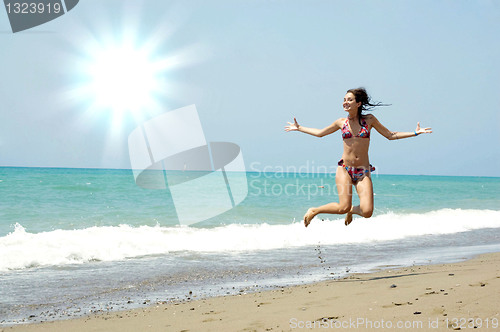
[70, 36, 177, 136]
[66, 9, 204, 138]
[61, 3, 206, 167]
[88, 46, 158, 115]
[80, 41, 173, 132]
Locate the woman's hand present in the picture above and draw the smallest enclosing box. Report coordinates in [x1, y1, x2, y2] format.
[285, 118, 300, 132]
[415, 122, 432, 135]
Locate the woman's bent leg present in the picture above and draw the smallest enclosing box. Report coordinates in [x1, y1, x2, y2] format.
[345, 175, 374, 225]
[304, 167, 353, 227]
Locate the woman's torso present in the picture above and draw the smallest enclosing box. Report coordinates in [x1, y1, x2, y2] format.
[340, 116, 372, 167]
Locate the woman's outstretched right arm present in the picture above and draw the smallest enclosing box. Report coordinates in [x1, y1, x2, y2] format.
[285, 117, 341, 137]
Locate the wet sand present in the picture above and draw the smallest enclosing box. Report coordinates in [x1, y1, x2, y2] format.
[4, 252, 500, 331]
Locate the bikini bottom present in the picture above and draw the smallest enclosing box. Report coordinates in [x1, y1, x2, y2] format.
[338, 159, 375, 183]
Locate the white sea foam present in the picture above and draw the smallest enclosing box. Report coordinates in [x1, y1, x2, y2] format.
[1, 209, 499, 271]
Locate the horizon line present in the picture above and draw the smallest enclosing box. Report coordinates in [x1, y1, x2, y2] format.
[0, 165, 498, 178]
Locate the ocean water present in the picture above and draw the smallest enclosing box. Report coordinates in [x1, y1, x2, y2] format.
[1, 167, 500, 325]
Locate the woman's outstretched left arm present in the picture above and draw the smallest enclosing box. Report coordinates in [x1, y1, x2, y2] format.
[371, 115, 432, 140]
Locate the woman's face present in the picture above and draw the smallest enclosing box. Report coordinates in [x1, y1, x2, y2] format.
[343, 92, 361, 113]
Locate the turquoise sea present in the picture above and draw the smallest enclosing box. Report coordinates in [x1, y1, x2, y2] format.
[1, 167, 500, 325]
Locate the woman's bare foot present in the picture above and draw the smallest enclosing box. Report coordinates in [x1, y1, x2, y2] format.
[304, 208, 316, 227]
[344, 211, 353, 226]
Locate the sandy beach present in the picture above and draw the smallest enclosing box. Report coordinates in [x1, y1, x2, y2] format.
[3, 252, 499, 332]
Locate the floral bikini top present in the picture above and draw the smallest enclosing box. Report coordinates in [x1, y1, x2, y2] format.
[341, 117, 370, 139]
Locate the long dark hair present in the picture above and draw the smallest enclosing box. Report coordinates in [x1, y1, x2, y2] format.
[347, 87, 390, 126]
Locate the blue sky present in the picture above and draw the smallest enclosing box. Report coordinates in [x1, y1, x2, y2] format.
[1, 0, 499, 176]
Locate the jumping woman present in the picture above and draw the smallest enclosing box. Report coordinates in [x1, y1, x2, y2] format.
[285, 88, 432, 227]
